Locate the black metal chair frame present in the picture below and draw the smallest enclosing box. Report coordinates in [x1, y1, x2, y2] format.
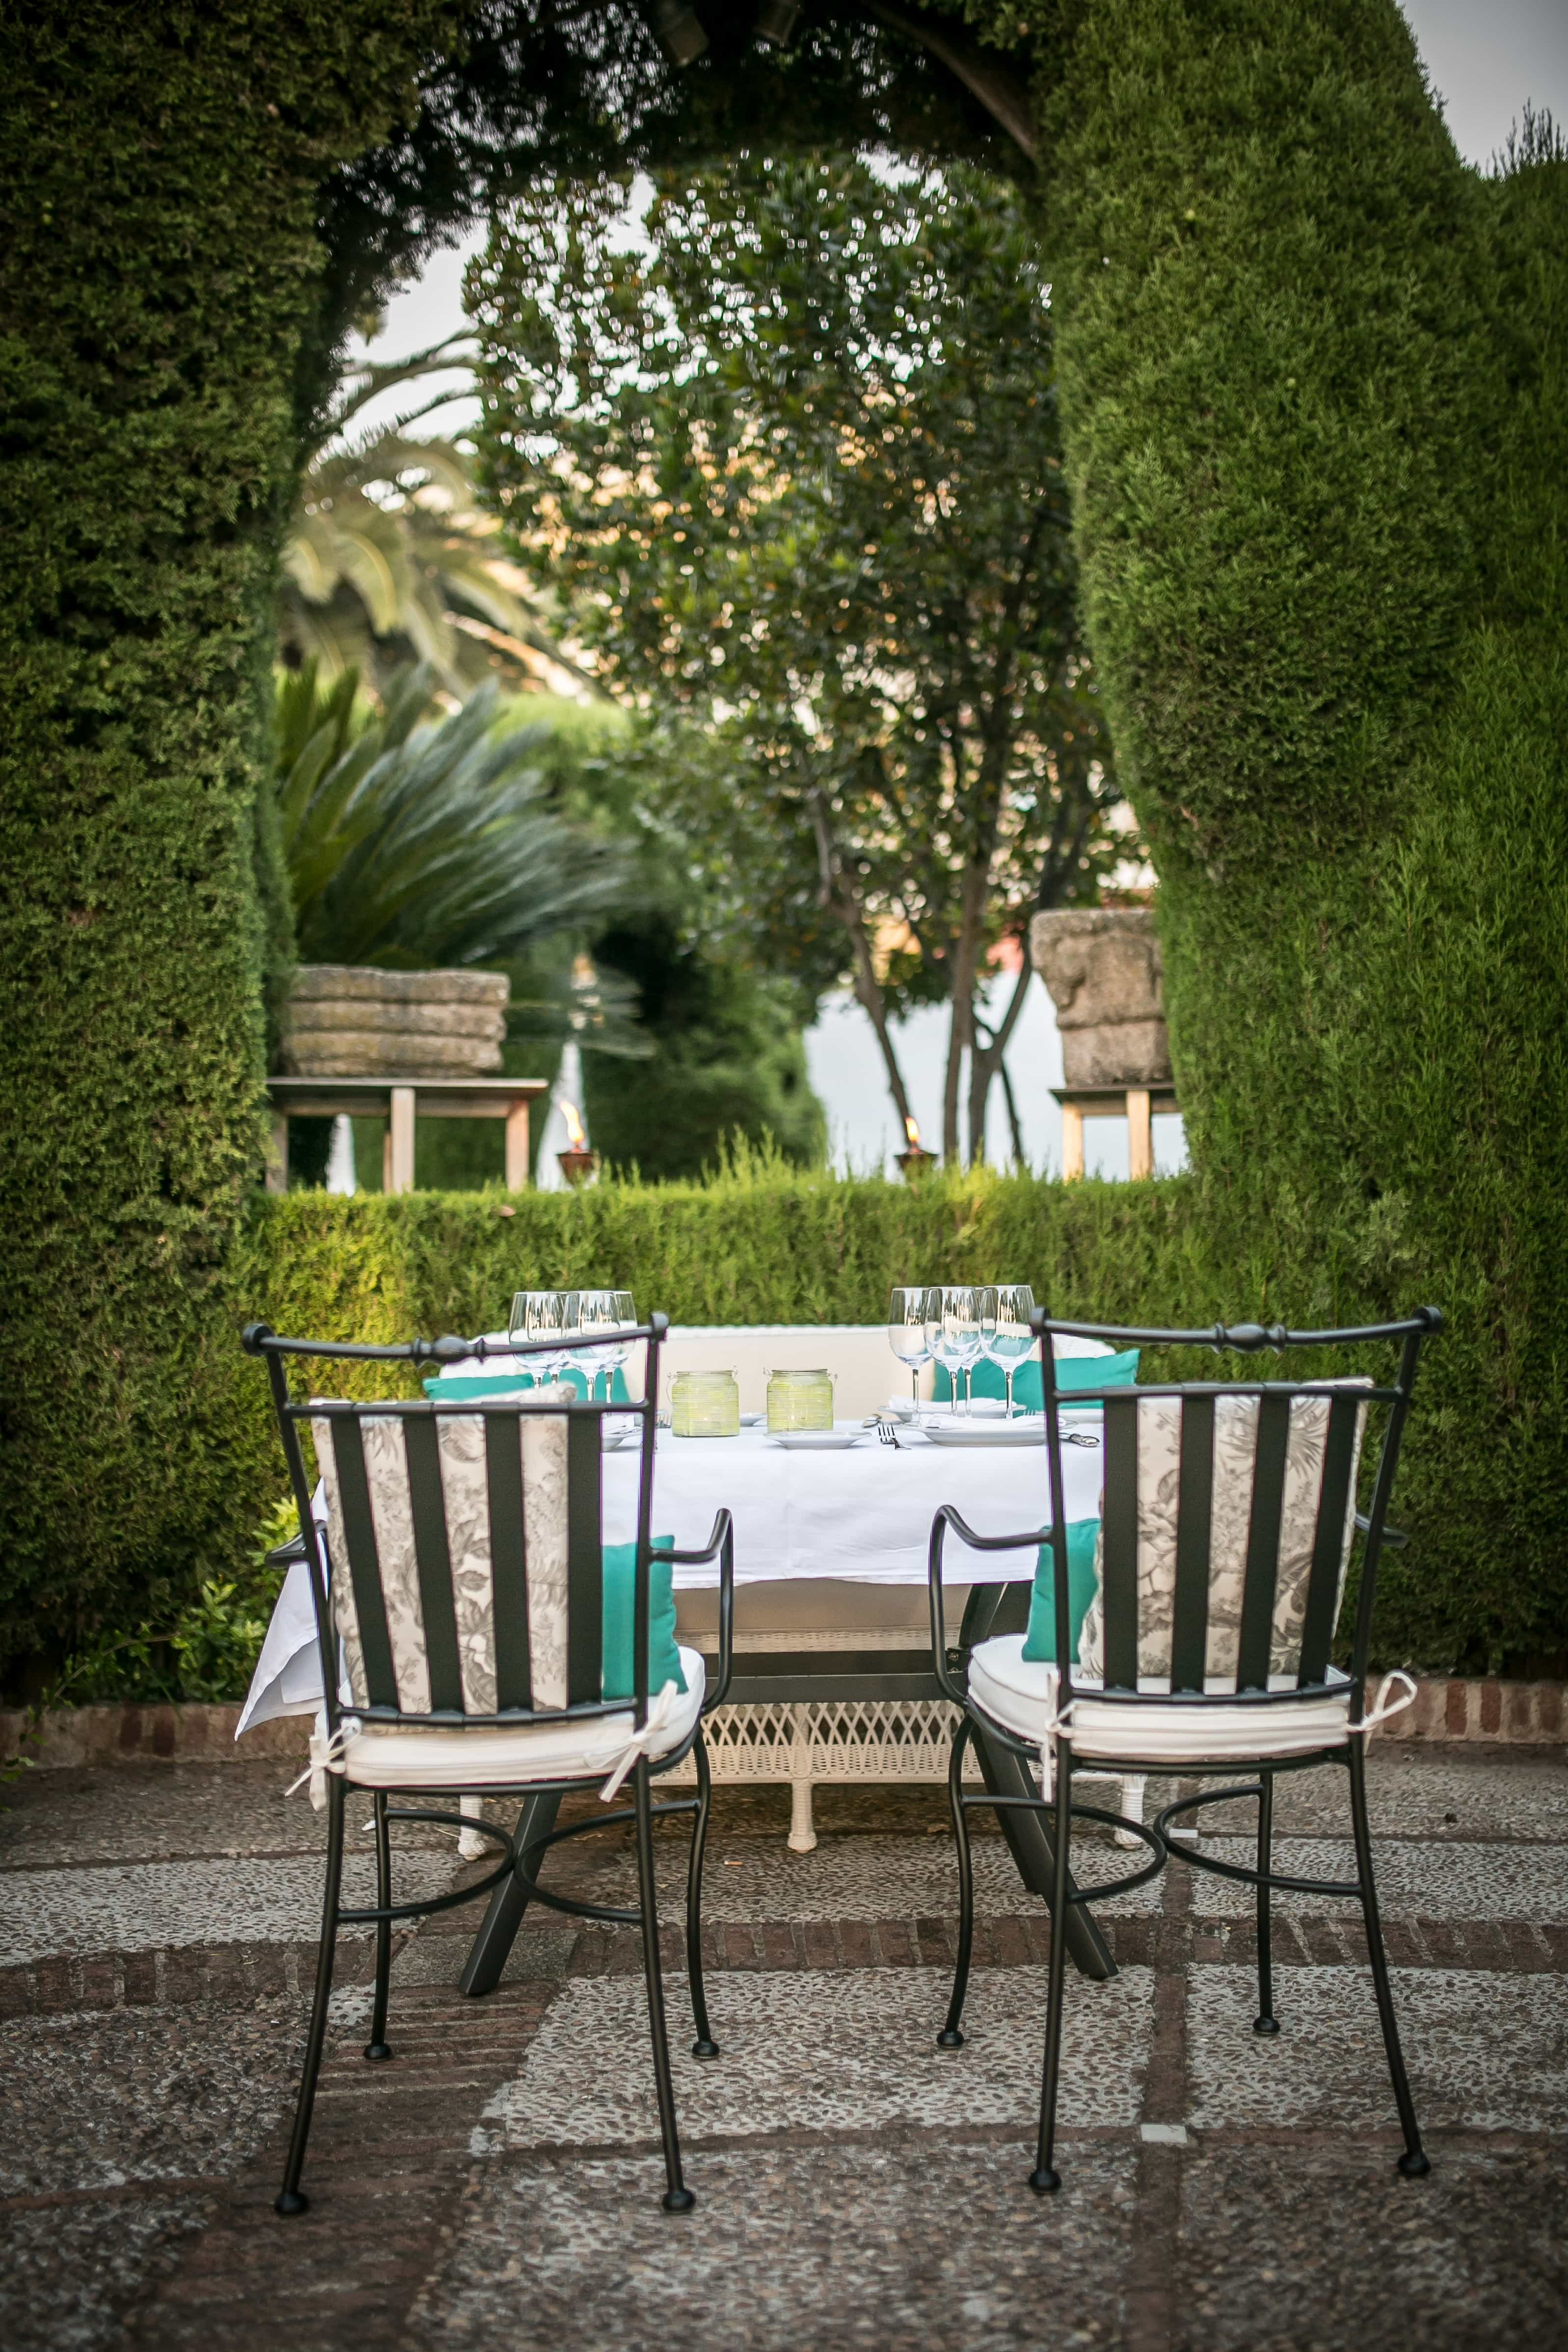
[926, 1305, 1442, 2195]
[242, 1313, 734, 2219]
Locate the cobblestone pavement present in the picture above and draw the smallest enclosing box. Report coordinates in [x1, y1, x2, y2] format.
[1, 1750, 1565, 2351]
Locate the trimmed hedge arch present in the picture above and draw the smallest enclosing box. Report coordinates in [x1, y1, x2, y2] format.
[1, 1, 1564, 1681]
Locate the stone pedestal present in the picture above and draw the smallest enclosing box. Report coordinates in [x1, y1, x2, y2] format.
[281, 964, 508, 1079]
[1030, 909, 1174, 1180]
[1028, 908, 1171, 1088]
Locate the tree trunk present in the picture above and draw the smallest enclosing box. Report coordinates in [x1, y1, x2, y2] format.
[968, 948, 1035, 1166]
[943, 858, 990, 1162]
[808, 792, 917, 1145]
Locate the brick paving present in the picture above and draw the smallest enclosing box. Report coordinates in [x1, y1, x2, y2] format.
[1, 1749, 1565, 2350]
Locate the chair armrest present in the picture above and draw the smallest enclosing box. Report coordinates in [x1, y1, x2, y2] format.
[1355, 1512, 1409, 1550]
[927, 1504, 1045, 1706]
[651, 1512, 734, 1714]
[266, 1533, 308, 1570]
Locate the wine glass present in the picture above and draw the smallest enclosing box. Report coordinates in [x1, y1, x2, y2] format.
[986, 1281, 1036, 1418]
[886, 1285, 933, 1415]
[509, 1290, 578, 1385]
[577, 1288, 638, 1400]
[928, 1285, 982, 1415]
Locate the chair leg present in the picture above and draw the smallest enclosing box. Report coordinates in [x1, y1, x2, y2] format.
[1254, 1772, 1279, 2037]
[633, 1756, 696, 2212]
[1030, 1747, 1074, 2195]
[938, 1715, 974, 2049]
[364, 1790, 394, 2062]
[686, 1731, 720, 2059]
[276, 1773, 346, 2216]
[1347, 1738, 1430, 2177]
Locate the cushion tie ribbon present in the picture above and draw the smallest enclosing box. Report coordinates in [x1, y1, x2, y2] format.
[286, 1710, 361, 1810]
[1351, 1668, 1417, 1737]
[600, 1680, 681, 1802]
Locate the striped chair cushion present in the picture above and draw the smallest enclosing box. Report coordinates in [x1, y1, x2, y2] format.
[1075, 1381, 1370, 1690]
[312, 1399, 575, 1716]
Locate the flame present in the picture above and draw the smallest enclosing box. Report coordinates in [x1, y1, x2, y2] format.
[562, 1101, 587, 1150]
[904, 1114, 922, 1149]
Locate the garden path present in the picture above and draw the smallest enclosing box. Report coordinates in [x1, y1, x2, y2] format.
[1, 1750, 1565, 2351]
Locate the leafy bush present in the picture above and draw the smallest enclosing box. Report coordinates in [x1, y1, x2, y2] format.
[276, 661, 629, 972]
[41, 1499, 297, 1708]
[583, 919, 825, 1180]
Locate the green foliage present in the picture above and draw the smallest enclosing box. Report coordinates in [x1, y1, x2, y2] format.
[281, 336, 593, 699]
[472, 153, 1120, 1160]
[0, 2, 459, 1682]
[1012, 2, 1568, 1673]
[583, 919, 826, 1180]
[42, 1498, 297, 1709]
[6, 1, 1566, 1699]
[276, 659, 630, 969]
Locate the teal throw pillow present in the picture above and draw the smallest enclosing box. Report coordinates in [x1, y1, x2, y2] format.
[422, 1367, 632, 1402]
[601, 1539, 685, 1700]
[1021, 1519, 1102, 1667]
[933, 1349, 1139, 1409]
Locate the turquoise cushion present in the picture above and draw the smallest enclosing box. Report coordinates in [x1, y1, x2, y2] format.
[1021, 1519, 1102, 1666]
[933, 1349, 1139, 1408]
[422, 1367, 632, 1403]
[601, 1539, 685, 1700]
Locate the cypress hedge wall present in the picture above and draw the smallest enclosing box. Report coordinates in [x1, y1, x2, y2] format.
[0, 6, 453, 1683]
[1010, 0, 1568, 1671]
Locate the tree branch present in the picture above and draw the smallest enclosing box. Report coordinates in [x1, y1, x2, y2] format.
[865, 3, 1040, 163]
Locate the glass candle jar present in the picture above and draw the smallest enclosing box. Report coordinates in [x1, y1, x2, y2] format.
[766, 1366, 835, 1433]
[671, 1369, 740, 1438]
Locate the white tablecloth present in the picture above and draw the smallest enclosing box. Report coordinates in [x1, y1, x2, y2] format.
[237, 1421, 1103, 1736]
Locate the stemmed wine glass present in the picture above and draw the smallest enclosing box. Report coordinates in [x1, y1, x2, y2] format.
[985, 1282, 1036, 1418]
[509, 1290, 580, 1386]
[927, 1285, 983, 1415]
[886, 1285, 933, 1415]
[577, 1288, 638, 1400]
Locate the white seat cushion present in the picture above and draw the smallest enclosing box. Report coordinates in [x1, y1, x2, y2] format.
[967, 1634, 1351, 1765]
[338, 1648, 706, 1790]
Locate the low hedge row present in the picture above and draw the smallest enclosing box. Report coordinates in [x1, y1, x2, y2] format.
[210, 1159, 1542, 1678]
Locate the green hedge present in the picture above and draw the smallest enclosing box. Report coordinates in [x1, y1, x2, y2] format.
[1022, 1, 1568, 1675]
[212, 1161, 1514, 1672]
[5, 4, 1565, 1693]
[0, 5, 452, 1686]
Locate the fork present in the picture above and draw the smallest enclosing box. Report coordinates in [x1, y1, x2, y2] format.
[874, 1416, 902, 1449]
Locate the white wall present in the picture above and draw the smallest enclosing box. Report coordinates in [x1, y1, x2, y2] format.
[804, 974, 1187, 1181]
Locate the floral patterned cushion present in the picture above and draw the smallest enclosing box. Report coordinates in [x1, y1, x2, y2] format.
[1075, 1382, 1370, 1687]
[313, 1397, 572, 1714]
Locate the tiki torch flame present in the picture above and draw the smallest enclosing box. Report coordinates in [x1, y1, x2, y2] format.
[563, 1101, 587, 1150]
[904, 1114, 922, 1149]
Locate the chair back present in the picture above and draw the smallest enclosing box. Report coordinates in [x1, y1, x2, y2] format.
[1033, 1310, 1440, 1712]
[242, 1317, 668, 1737]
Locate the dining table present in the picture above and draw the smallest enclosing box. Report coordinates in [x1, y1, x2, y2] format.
[239, 1407, 1118, 1987]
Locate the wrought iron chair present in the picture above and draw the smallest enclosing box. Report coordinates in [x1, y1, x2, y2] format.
[242, 1312, 733, 2218]
[928, 1305, 1441, 2194]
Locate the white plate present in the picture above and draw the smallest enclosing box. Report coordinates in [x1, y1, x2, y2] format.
[767, 1428, 865, 1451]
[923, 1418, 1049, 1447]
[601, 1425, 640, 1451]
[740, 1411, 765, 1427]
[885, 1394, 920, 1421]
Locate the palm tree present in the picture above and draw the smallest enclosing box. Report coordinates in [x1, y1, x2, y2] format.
[275, 660, 629, 969]
[279, 337, 596, 702]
